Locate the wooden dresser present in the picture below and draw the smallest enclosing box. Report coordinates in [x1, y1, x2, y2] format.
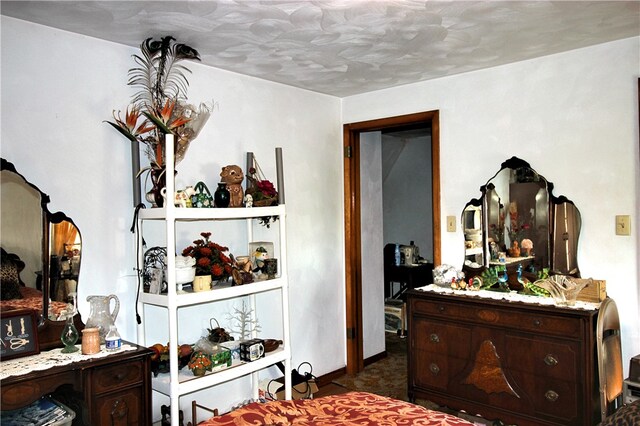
[407, 289, 600, 426]
[1, 343, 152, 426]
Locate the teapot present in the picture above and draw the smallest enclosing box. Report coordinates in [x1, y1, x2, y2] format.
[85, 294, 120, 342]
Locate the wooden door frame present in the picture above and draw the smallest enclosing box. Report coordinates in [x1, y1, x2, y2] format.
[343, 110, 441, 374]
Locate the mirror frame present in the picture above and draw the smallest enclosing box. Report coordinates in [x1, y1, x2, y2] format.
[463, 156, 581, 279]
[1, 158, 84, 350]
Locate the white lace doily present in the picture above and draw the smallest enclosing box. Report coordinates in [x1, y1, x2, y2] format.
[0, 344, 137, 380]
[415, 284, 600, 311]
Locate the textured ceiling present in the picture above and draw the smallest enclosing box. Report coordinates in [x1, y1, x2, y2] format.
[2, 1, 639, 97]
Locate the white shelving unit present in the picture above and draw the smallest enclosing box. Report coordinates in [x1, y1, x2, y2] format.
[136, 135, 291, 425]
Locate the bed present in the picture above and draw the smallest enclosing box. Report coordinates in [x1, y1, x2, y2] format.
[196, 391, 475, 425]
[0, 249, 68, 319]
[1, 286, 68, 318]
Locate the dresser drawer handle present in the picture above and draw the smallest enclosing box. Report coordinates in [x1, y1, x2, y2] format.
[545, 390, 559, 402]
[429, 363, 440, 375]
[438, 306, 446, 312]
[429, 333, 440, 343]
[533, 319, 542, 327]
[544, 354, 558, 366]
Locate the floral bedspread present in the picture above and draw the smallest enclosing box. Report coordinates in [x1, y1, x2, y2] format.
[0, 286, 68, 319]
[199, 391, 475, 425]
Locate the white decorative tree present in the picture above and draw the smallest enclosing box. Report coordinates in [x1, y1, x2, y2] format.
[227, 301, 261, 340]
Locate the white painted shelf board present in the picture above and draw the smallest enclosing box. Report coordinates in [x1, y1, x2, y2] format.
[152, 347, 290, 396]
[139, 205, 285, 221]
[140, 277, 286, 307]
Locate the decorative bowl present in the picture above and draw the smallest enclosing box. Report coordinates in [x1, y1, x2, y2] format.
[263, 339, 283, 353]
[534, 275, 592, 306]
[175, 266, 196, 285]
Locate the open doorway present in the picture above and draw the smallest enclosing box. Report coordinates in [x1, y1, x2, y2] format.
[343, 111, 441, 374]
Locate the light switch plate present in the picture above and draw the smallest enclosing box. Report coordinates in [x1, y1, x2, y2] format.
[615, 215, 631, 236]
[447, 216, 456, 232]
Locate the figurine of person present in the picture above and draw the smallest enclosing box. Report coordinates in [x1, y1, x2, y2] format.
[253, 246, 269, 278]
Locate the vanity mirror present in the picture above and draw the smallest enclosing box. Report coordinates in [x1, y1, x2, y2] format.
[1, 158, 83, 350]
[462, 157, 581, 286]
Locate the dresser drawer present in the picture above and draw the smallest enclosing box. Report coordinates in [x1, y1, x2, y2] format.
[92, 361, 143, 394]
[505, 334, 579, 381]
[508, 370, 580, 422]
[93, 386, 145, 426]
[411, 318, 472, 391]
[411, 298, 581, 338]
[413, 318, 472, 357]
[411, 298, 471, 319]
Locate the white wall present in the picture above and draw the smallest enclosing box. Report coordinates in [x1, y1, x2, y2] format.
[344, 37, 640, 375]
[1, 17, 344, 416]
[382, 134, 433, 259]
[360, 132, 385, 358]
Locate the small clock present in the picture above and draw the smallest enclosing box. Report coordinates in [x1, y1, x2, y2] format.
[0, 309, 40, 360]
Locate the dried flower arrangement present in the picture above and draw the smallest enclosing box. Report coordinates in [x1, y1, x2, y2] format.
[105, 36, 213, 169]
[181, 232, 233, 279]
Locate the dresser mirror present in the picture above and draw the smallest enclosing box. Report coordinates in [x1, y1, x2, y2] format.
[462, 156, 581, 279]
[1, 158, 83, 349]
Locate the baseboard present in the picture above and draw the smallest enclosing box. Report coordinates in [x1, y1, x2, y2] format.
[365, 350, 387, 367]
[315, 350, 388, 388]
[315, 367, 347, 388]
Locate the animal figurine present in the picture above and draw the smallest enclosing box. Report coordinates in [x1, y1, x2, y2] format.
[220, 165, 244, 207]
[174, 186, 196, 208]
[244, 194, 253, 208]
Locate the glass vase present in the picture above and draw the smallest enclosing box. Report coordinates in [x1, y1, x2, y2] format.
[60, 315, 79, 353]
[214, 183, 230, 208]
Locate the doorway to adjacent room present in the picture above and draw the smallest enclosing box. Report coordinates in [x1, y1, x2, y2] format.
[343, 111, 441, 374]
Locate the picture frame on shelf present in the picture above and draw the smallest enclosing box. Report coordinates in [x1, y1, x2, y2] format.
[1, 309, 40, 360]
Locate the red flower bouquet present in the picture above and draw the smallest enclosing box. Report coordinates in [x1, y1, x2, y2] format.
[246, 163, 278, 207]
[182, 232, 233, 280]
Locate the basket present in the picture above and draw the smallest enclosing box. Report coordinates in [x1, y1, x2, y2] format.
[192, 181, 214, 208]
[246, 176, 278, 207]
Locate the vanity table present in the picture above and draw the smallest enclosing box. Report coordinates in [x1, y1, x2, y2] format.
[407, 287, 600, 426]
[1, 342, 152, 425]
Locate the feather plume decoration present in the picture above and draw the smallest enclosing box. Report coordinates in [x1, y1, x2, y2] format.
[106, 36, 212, 168]
[128, 36, 200, 110]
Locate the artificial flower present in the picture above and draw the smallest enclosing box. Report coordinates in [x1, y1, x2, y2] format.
[105, 36, 212, 168]
[182, 232, 233, 280]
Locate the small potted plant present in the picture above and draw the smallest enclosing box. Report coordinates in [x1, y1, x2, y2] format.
[182, 232, 233, 290]
[188, 351, 212, 377]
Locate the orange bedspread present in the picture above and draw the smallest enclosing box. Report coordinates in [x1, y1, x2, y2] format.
[0, 286, 68, 318]
[199, 391, 475, 425]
